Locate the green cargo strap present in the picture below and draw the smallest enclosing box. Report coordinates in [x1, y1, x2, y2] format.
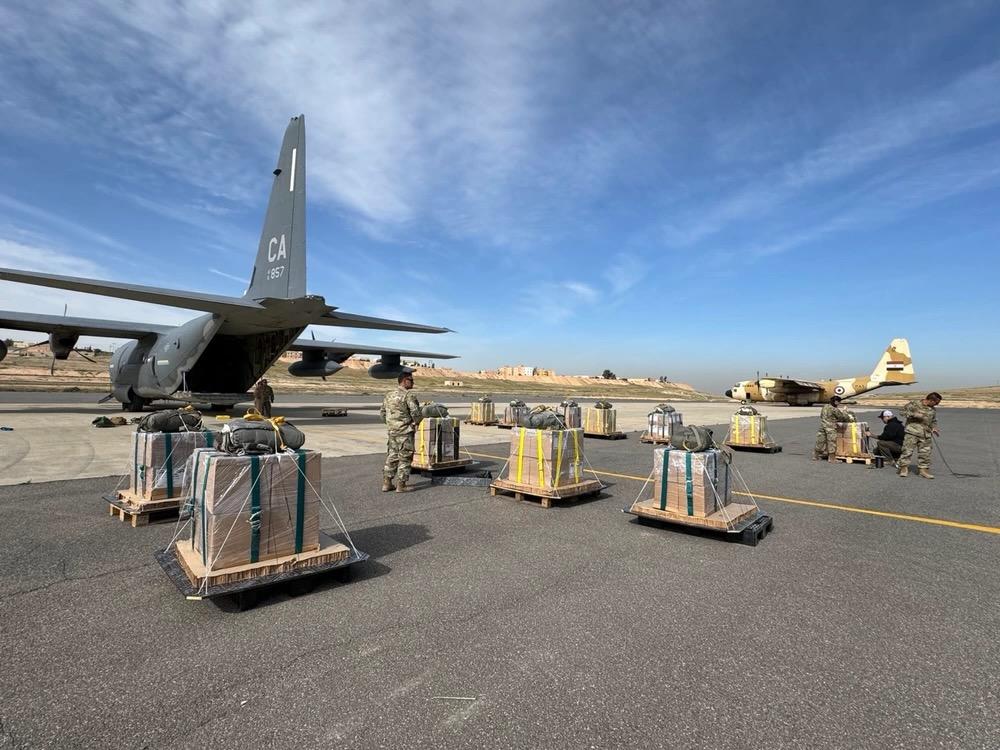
[133, 433, 141, 492]
[164, 433, 174, 497]
[658, 448, 670, 511]
[205, 431, 214, 448]
[182, 449, 200, 518]
[199, 454, 212, 566]
[295, 450, 306, 554]
[685, 452, 694, 516]
[249, 455, 262, 563]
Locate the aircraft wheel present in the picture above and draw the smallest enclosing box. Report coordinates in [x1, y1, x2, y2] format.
[124, 390, 146, 412]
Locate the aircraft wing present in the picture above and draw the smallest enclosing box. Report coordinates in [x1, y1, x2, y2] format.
[288, 339, 457, 359]
[0, 310, 171, 339]
[0, 268, 263, 315]
[317, 311, 452, 335]
[759, 378, 823, 393]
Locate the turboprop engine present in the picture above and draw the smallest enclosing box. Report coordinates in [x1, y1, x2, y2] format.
[288, 349, 344, 378]
[49, 332, 79, 360]
[368, 353, 412, 380]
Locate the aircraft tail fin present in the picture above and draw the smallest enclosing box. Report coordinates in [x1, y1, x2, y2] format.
[245, 115, 307, 301]
[871, 338, 916, 385]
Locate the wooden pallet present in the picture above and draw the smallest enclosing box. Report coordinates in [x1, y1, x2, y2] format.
[584, 431, 628, 440]
[496, 423, 515, 430]
[640, 433, 671, 445]
[629, 499, 759, 530]
[105, 490, 181, 527]
[490, 477, 603, 508]
[463, 420, 499, 426]
[627, 503, 773, 546]
[411, 457, 475, 474]
[725, 441, 783, 454]
[173, 537, 351, 588]
[835, 454, 875, 465]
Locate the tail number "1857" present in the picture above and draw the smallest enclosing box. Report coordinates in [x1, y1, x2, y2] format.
[266, 266, 285, 280]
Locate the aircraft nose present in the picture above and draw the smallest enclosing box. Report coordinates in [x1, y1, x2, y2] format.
[724, 389, 733, 399]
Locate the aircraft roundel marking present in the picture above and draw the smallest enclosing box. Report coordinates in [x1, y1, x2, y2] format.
[834, 385, 845, 395]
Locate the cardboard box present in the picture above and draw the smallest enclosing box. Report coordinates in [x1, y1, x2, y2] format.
[416, 417, 460, 464]
[652, 447, 731, 517]
[129, 430, 218, 500]
[503, 405, 529, 425]
[647, 411, 683, 440]
[186, 450, 322, 570]
[729, 414, 768, 445]
[506, 427, 585, 488]
[836, 422, 870, 457]
[584, 408, 617, 434]
[558, 405, 582, 428]
[469, 401, 495, 423]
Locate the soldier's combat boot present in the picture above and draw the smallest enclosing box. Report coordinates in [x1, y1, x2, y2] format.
[918, 469, 934, 479]
[381, 478, 394, 492]
[897, 465, 909, 478]
[395, 481, 414, 493]
[827, 456, 837, 464]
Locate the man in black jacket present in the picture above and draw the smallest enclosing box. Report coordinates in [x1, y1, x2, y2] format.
[873, 409, 904, 460]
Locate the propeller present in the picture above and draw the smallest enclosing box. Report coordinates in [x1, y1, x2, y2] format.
[309, 328, 338, 381]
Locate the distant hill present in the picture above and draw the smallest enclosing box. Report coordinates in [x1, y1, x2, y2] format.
[0, 349, 719, 401]
[859, 385, 1000, 409]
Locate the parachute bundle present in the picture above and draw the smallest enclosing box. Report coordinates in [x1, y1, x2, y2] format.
[669, 425, 716, 452]
[419, 402, 450, 419]
[557, 399, 582, 429]
[219, 413, 306, 455]
[517, 405, 565, 430]
[137, 407, 203, 433]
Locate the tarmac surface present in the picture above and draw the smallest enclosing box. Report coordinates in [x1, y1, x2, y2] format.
[2, 393, 818, 485]
[0, 404, 997, 748]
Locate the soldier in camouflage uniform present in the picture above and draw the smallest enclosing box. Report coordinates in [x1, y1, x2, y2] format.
[813, 396, 851, 463]
[897, 392, 941, 479]
[379, 371, 422, 492]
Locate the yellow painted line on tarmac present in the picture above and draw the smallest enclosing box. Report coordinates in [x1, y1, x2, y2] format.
[463, 450, 1000, 536]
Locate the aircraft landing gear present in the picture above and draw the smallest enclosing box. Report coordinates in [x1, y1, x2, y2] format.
[122, 390, 147, 412]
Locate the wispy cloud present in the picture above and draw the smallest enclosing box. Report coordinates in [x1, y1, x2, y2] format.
[604, 253, 646, 295]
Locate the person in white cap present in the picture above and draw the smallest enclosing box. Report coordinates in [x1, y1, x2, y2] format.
[873, 409, 904, 461]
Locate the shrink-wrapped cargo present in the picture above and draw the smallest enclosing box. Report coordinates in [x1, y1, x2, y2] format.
[506, 427, 585, 489]
[415, 417, 460, 464]
[129, 430, 218, 500]
[651, 447, 732, 518]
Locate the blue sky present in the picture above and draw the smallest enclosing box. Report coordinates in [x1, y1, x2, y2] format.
[1, 0, 999, 393]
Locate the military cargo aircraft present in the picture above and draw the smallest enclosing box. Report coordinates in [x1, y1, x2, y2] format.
[0, 115, 455, 411]
[725, 338, 916, 405]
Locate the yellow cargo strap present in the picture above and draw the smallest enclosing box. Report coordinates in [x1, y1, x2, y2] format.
[418, 422, 426, 459]
[750, 416, 758, 444]
[732, 416, 740, 443]
[850, 422, 858, 452]
[572, 429, 580, 482]
[516, 428, 526, 484]
[554, 432, 564, 488]
[536, 429, 544, 487]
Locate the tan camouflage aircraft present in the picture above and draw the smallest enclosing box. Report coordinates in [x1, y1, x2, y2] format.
[725, 338, 916, 405]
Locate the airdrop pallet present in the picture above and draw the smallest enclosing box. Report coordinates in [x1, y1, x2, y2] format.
[104, 491, 180, 528]
[496, 423, 516, 430]
[410, 457, 475, 474]
[725, 442, 783, 454]
[640, 434, 672, 445]
[489, 477, 603, 509]
[584, 431, 628, 440]
[154, 532, 368, 610]
[464, 420, 499, 427]
[835, 454, 875, 465]
[625, 500, 772, 547]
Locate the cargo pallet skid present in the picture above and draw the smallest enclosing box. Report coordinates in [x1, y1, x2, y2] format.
[464, 420, 499, 426]
[640, 434, 671, 445]
[724, 441, 783, 454]
[584, 431, 628, 440]
[625, 501, 773, 546]
[490, 477, 603, 509]
[104, 491, 180, 527]
[154, 532, 369, 610]
[496, 423, 516, 430]
[410, 457, 475, 474]
[835, 454, 875, 465]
